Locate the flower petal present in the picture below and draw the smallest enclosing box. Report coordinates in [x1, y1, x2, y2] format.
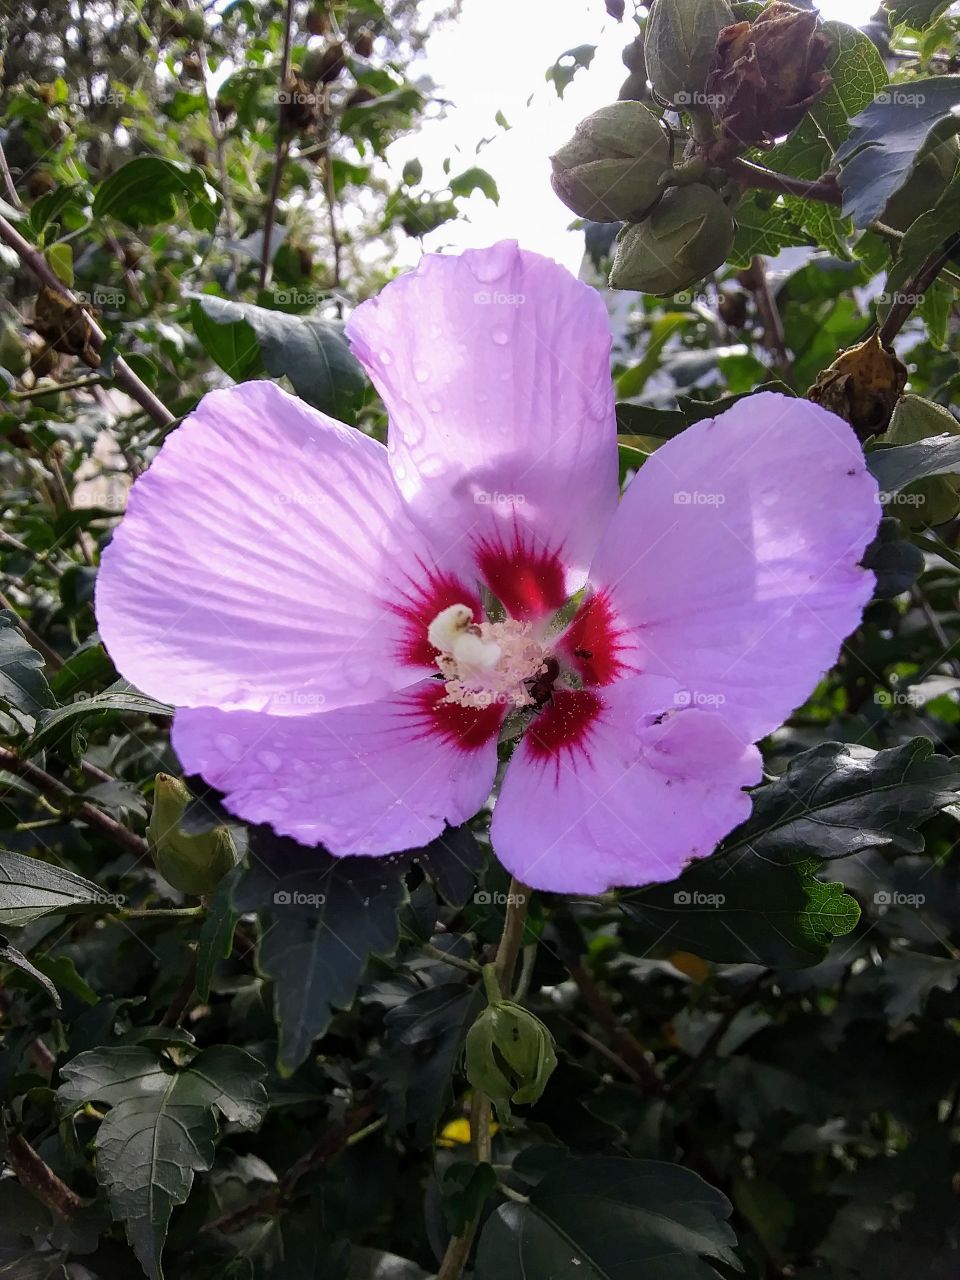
[491, 676, 761, 893]
[346, 241, 618, 618]
[96, 381, 479, 715]
[583, 392, 879, 737]
[171, 681, 503, 855]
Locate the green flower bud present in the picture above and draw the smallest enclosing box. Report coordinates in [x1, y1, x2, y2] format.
[645, 0, 735, 109]
[465, 989, 558, 1120]
[550, 102, 670, 223]
[609, 183, 734, 295]
[148, 773, 238, 896]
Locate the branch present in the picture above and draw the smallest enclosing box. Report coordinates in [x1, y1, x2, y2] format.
[437, 878, 532, 1280]
[568, 961, 662, 1093]
[878, 234, 960, 347]
[724, 157, 843, 206]
[5, 1132, 87, 1218]
[259, 0, 296, 290]
[0, 214, 174, 430]
[0, 746, 149, 860]
[737, 255, 792, 385]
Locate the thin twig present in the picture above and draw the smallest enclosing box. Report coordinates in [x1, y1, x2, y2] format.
[878, 234, 960, 347]
[0, 214, 174, 430]
[5, 1132, 87, 1217]
[738, 255, 792, 385]
[0, 136, 23, 209]
[259, 0, 296, 289]
[568, 962, 662, 1092]
[0, 747, 149, 859]
[724, 157, 843, 206]
[437, 879, 532, 1280]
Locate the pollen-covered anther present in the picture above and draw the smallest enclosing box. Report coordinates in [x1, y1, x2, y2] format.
[428, 604, 548, 710]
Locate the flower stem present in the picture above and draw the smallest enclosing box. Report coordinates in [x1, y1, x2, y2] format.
[436, 878, 531, 1280]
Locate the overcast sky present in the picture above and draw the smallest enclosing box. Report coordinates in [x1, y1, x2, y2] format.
[388, 0, 878, 271]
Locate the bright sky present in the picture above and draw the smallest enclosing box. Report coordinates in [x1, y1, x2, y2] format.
[388, 0, 878, 272]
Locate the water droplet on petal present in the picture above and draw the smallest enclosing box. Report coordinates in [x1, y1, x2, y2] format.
[414, 364, 429, 383]
[258, 750, 282, 773]
[427, 396, 443, 414]
[214, 733, 243, 763]
[379, 348, 392, 365]
[491, 325, 509, 345]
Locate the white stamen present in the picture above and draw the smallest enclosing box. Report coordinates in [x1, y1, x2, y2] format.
[427, 603, 474, 653]
[427, 602, 548, 710]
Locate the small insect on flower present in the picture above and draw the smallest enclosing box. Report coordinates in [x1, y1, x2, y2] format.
[95, 242, 880, 893]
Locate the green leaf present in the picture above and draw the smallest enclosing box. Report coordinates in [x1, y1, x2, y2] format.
[0, 932, 61, 1007]
[862, 516, 924, 597]
[28, 679, 172, 755]
[545, 44, 596, 98]
[721, 739, 960, 864]
[189, 296, 262, 382]
[0, 613, 54, 727]
[449, 166, 499, 204]
[196, 864, 242, 1000]
[191, 294, 367, 422]
[0, 849, 118, 927]
[730, 192, 812, 266]
[475, 1155, 741, 1279]
[885, 0, 952, 28]
[810, 23, 888, 148]
[621, 855, 859, 968]
[379, 982, 483, 1145]
[93, 157, 222, 232]
[835, 77, 960, 227]
[57, 1044, 267, 1280]
[232, 830, 407, 1073]
[869, 433, 960, 495]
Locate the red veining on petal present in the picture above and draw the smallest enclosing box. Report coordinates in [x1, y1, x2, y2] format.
[557, 590, 634, 687]
[525, 689, 603, 763]
[475, 532, 567, 621]
[406, 681, 505, 752]
[389, 563, 482, 668]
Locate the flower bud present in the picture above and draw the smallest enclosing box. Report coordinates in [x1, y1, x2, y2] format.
[645, 0, 734, 108]
[148, 773, 238, 896]
[550, 102, 671, 223]
[807, 334, 907, 440]
[705, 1, 832, 146]
[609, 184, 734, 295]
[465, 994, 558, 1120]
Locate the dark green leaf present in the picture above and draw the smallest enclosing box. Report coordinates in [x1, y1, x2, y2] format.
[868, 434, 960, 496]
[835, 77, 960, 228]
[232, 830, 406, 1072]
[191, 294, 367, 421]
[810, 23, 888, 148]
[0, 932, 61, 1007]
[196, 864, 242, 1000]
[0, 613, 54, 724]
[476, 1155, 740, 1279]
[862, 516, 924, 596]
[449, 167, 499, 204]
[93, 157, 221, 232]
[28, 679, 172, 755]
[57, 1044, 267, 1280]
[0, 849, 117, 927]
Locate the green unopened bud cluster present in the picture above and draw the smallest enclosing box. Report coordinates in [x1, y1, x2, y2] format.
[644, 0, 734, 110]
[550, 101, 671, 224]
[610, 183, 735, 296]
[148, 773, 238, 896]
[464, 965, 557, 1120]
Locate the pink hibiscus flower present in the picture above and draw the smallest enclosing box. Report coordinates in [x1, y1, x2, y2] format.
[95, 242, 879, 893]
